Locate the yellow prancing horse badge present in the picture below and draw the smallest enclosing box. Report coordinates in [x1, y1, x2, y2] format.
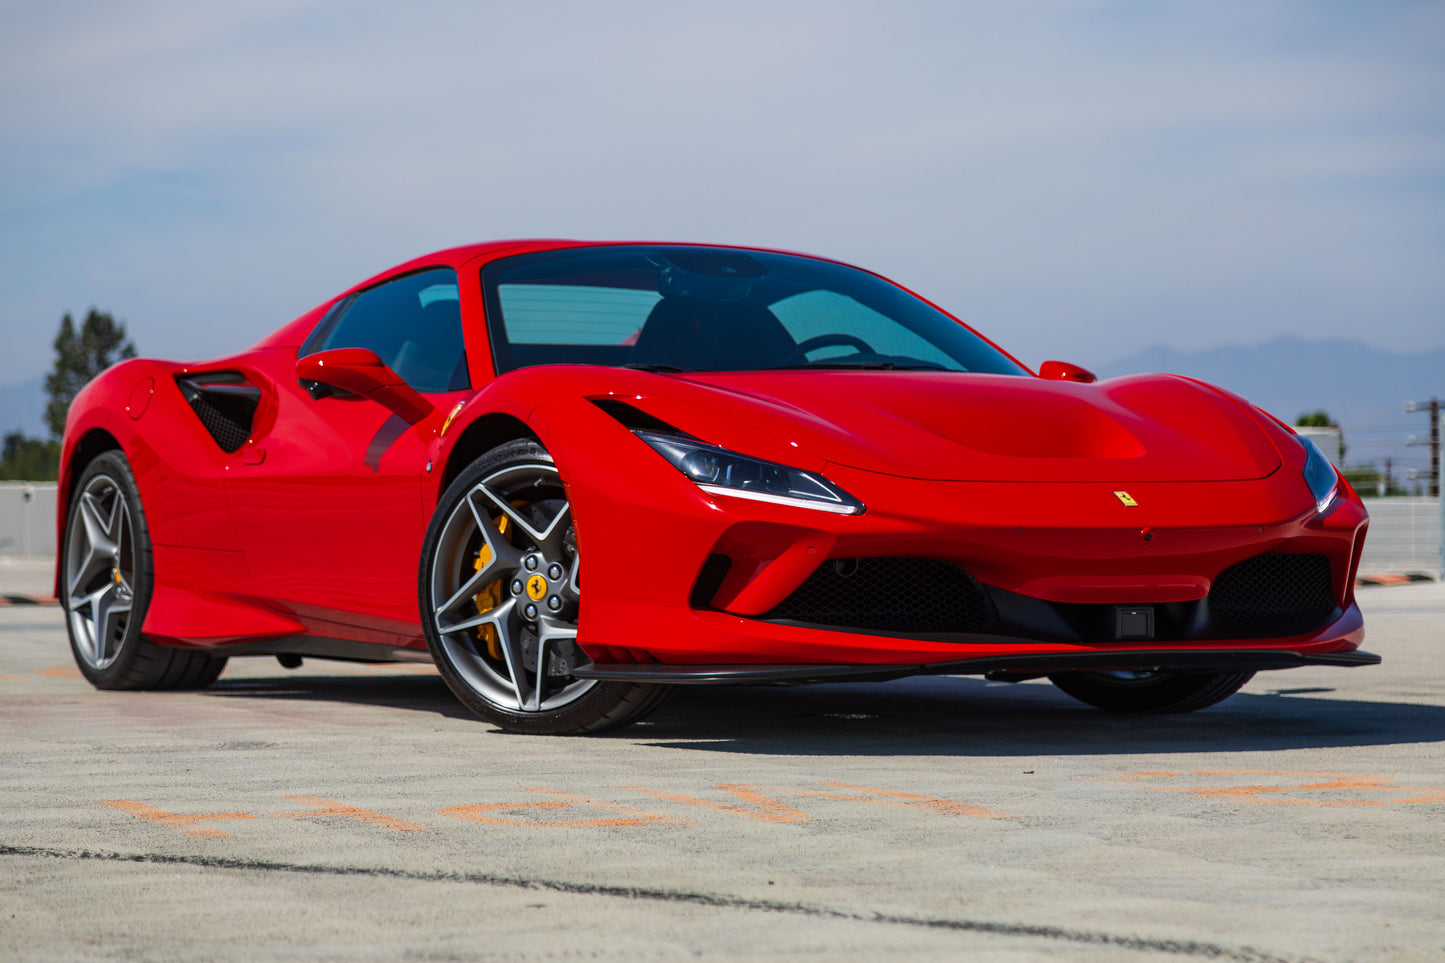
[1113, 491, 1139, 507]
[526, 574, 548, 600]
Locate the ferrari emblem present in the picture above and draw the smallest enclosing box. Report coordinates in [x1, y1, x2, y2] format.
[526, 574, 548, 600]
[1113, 491, 1139, 507]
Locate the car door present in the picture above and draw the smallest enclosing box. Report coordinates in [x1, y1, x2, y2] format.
[226, 267, 469, 643]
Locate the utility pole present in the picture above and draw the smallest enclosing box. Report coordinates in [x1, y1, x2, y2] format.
[1405, 397, 1440, 497]
[1404, 398, 1443, 578]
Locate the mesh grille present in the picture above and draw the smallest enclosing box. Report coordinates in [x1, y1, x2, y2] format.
[1209, 553, 1335, 637]
[764, 557, 997, 634]
[187, 392, 252, 453]
[690, 553, 733, 608]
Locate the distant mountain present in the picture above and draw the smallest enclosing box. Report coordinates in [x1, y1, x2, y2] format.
[1094, 337, 1445, 482]
[0, 377, 47, 438]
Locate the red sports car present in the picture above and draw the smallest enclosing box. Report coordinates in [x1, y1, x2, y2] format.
[57, 240, 1375, 733]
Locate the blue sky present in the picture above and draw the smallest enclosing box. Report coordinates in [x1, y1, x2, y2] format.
[1, 0, 1442, 388]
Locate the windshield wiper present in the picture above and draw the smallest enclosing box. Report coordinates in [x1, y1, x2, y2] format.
[763, 361, 947, 371]
[624, 362, 694, 373]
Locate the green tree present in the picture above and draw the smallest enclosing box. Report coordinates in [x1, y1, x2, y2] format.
[0, 432, 61, 481]
[43, 308, 136, 439]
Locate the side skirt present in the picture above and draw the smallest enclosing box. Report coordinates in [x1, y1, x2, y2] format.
[214, 636, 434, 664]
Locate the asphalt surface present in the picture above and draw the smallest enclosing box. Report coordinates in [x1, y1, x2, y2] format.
[1, 580, 1442, 962]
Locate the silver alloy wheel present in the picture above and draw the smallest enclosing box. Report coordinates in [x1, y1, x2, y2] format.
[65, 473, 136, 670]
[427, 461, 594, 713]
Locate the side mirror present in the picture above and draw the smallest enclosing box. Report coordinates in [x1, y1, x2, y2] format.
[296, 348, 436, 424]
[1038, 360, 1097, 384]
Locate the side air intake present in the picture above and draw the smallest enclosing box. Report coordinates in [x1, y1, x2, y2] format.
[177, 372, 261, 453]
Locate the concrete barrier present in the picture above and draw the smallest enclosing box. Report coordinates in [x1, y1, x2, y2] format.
[0, 485, 1439, 577]
[0, 483, 58, 557]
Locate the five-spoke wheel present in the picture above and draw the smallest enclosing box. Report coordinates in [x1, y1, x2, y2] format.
[62, 450, 225, 689]
[419, 440, 668, 734]
[65, 467, 137, 671]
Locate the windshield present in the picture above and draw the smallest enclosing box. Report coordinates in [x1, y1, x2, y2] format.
[481, 245, 1027, 376]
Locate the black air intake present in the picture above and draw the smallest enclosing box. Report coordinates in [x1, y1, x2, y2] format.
[1208, 553, 1335, 638]
[764, 557, 997, 635]
[690, 554, 733, 607]
[177, 373, 260, 454]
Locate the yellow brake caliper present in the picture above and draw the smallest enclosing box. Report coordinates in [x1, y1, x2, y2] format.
[472, 515, 510, 660]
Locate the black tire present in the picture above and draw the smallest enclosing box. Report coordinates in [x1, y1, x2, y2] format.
[1047, 670, 1254, 713]
[61, 450, 227, 691]
[419, 439, 670, 734]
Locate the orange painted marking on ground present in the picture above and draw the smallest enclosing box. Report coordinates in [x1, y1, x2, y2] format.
[441, 789, 688, 828]
[780, 782, 1015, 818]
[1247, 799, 1384, 807]
[1392, 789, 1445, 804]
[101, 800, 255, 839]
[269, 795, 429, 831]
[36, 666, 82, 678]
[616, 783, 811, 823]
[1294, 777, 1396, 791]
[1157, 785, 1292, 797]
[1120, 771, 1445, 808]
[0, 673, 26, 681]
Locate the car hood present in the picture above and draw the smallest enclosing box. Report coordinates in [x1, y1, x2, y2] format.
[666, 371, 1282, 483]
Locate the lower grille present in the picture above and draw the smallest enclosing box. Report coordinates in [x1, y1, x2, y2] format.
[1208, 553, 1335, 638]
[764, 557, 997, 634]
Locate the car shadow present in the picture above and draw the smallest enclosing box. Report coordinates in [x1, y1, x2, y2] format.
[198, 668, 1445, 756]
[201, 671, 480, 722]
[630, 675, 1445, 756]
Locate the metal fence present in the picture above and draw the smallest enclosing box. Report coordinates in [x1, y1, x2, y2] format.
[1358, 496, 1441, 575]
[0, 483, 58, 557]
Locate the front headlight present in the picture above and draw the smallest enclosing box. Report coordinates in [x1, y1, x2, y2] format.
[635, 431, 865, 515]
[1300, 436, 1338, 514]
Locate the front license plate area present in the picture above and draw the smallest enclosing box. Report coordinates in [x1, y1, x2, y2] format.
[1115, 606, 1155, 640]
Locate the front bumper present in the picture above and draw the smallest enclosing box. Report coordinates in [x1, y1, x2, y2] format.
[545, 403, 1370, 670]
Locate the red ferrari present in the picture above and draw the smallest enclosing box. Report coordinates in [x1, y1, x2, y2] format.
[57, 240, 1375, 733]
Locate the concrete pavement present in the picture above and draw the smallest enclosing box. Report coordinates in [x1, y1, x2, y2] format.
[1, 582, 1442, 961]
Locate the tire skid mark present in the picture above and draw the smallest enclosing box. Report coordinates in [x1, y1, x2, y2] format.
[0, 842, 1310, 963]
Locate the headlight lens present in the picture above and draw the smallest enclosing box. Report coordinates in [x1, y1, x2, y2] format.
[1300, 436, 1338, 514]
[635, 431, 865, 515]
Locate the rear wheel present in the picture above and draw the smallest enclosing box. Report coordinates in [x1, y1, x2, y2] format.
[419, 440, 669, 734]
[62, 451, 226, 690]
[1047, 669, 1253, 713]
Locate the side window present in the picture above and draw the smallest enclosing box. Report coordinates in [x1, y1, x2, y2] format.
[303, 268, 468, 393]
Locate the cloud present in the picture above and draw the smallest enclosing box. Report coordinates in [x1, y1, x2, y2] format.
[0, 0, 1441, 382]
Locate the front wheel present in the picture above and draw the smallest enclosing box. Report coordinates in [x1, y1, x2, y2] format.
[1047, 669, 1254, 713]
[62, 450, 226, 690]
[418, 440, 669, 734]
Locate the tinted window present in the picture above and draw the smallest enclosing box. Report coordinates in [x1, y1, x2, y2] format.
[498, 284, 659, 345]
[304, 268, 468, 393]
[481, 246, 1026, 376]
